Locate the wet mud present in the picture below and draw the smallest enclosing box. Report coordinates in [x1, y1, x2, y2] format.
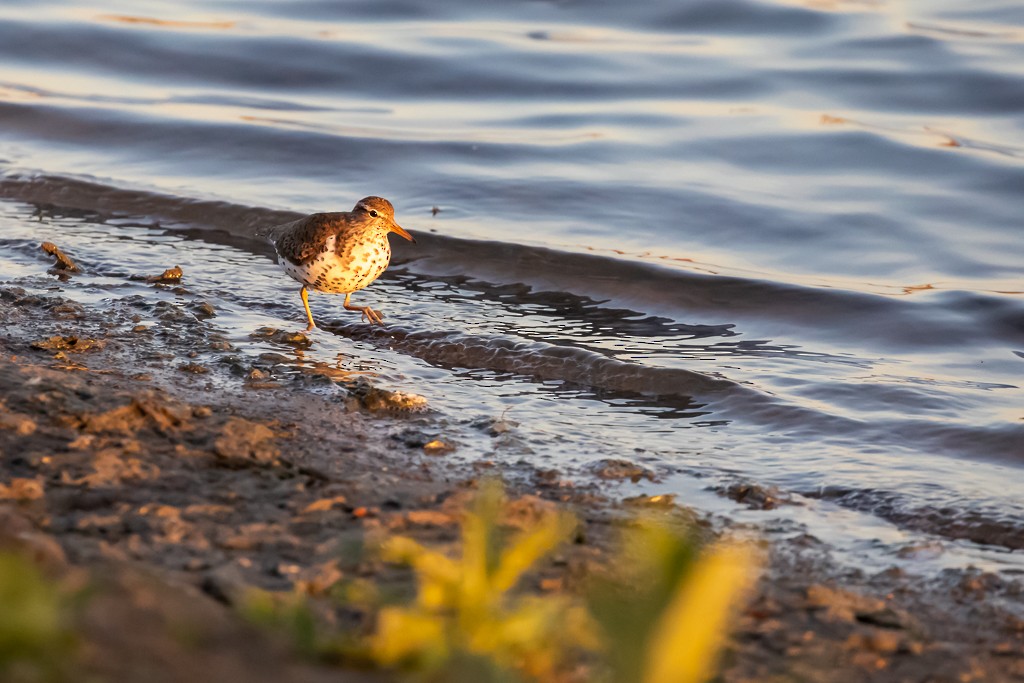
[0, 269, 1022, 682]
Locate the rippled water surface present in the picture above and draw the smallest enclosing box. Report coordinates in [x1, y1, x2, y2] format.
[1, 0, 1022, 570]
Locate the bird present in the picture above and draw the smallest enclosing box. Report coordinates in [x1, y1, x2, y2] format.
[261, 196, 415, 330]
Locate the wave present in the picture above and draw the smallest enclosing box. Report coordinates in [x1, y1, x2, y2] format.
[4, 169, 1023, 357]
[804, 486, 1024, 551]
[328, 322, 745, 398]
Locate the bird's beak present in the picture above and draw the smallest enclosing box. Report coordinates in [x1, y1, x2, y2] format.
[390, 222, 416, 243]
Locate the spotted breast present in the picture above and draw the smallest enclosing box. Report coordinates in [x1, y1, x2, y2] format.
[283, 230, 391, 294]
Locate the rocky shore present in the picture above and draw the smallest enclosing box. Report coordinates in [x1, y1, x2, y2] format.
[1, 266, 1022, 682]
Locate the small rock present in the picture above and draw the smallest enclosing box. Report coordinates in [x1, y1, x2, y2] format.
[623, 493, 677, 508]
[423, 439, 456, 455]
[350, 379, 428, 412]
[956, 571, 1002, 598]
[192, 301, 217, 318]
[392, 428, 430, 448]
[302, 496, 349, 514]
[0, 478, 44, 501]
[845, 630, 904, 654]
[471, 415, 519, 436]
[145, 266, 184, 284]
[67, 434, 96, 450]
[32, 336, 104, 353]
[276, 563, 301, 577]
[723, 482, 791, 510]
[805, 584, 910, 628]
[178, 362, 209, 374]
[534, 468, 560, 483]
[249, 327, 313, 349]
[869, 631, 904, 654]
[40, 241, 80, 272]
[590, 458, 653, 482]
[213, 418, 279, 466]
[85, 394, 191, 435]
[404, 509, 455, 527]
[0, 407, 37, 436]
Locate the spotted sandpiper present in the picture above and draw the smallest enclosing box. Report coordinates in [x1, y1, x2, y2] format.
[262, 196, 415, 330]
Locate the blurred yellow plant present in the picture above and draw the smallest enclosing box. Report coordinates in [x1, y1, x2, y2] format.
[642, 539, 757, 683]
[369, 480, 759, 683]
[588, 518, 759, 683]
[370, 479, 596, 681]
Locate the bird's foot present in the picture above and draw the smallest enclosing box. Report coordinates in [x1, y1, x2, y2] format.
[360, 307, 385, 326]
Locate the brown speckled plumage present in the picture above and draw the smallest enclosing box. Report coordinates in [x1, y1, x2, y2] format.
[262, 196, 414, 329]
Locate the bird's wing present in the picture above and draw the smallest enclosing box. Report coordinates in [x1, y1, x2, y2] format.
[267, 213, 347, 265]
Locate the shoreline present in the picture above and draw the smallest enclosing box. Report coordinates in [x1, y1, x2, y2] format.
[1, 257, 1022, 680]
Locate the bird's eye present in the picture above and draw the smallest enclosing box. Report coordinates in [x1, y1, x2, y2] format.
[369, 210, 379, 217]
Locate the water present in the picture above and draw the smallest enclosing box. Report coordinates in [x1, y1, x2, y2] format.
[1, 0, 1022, 572]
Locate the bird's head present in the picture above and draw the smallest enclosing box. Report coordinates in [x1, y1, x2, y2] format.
[352, 196, 415, 243]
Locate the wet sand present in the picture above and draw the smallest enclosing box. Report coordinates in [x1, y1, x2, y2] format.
[1, 274, 1022, 682]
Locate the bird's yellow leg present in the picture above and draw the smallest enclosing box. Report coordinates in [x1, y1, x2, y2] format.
[301, 285, 316, 331]
[343, 293, 385, 326]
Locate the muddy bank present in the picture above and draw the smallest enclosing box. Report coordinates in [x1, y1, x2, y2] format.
[1, 276, 1022, 682]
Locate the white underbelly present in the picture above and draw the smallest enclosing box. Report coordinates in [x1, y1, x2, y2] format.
[280, 234, 390, 294]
